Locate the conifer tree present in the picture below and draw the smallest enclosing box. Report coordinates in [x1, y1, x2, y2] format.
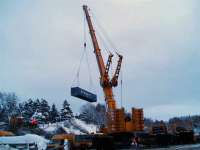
[21, 99, 35, 121]
[50, 104, 59, 123]
[40, 99, 50, 123]
[60, 100, 73, 121]
[33, 99, 41, 112]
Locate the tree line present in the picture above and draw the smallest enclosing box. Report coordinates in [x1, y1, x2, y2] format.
[0, 92, 73, 124]
[0, 92, 106, 126]
[144, 116, 200, 130]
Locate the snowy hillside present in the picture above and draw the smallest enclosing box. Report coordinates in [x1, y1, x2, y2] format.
[40, 118, 97, 134]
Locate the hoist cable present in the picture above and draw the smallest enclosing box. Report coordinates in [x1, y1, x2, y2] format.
[95, 27, 111, 55]
[84, 14, 94, 91]
[89, 10, 113, 55]
[71, 15, 88, 87]
[120, 68, 123, 107]
[85, 48, 94, 90]
[71, 48, 85, 87]
[84, 13, 87, 48]
[93, 23, 111, 54]
[90, 10, 121, 55]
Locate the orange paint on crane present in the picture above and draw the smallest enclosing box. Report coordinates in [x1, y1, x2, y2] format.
[82, 5, 144, 134]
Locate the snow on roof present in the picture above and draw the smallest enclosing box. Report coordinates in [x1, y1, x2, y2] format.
[0, 134, 49, 150]
[62, 126, 82, 135]
[40, 118, 97, 135]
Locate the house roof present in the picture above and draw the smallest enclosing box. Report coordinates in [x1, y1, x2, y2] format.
[0, 131, 14, 136]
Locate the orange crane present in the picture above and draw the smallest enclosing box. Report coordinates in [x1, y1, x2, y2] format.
[51, 6, 144, 149]
[83, 5, 144, 134]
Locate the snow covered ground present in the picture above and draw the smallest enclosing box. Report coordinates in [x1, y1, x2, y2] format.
[0, 134, 49, 150]
[40, 118, 97, 134]
[0, 119, 96, 150]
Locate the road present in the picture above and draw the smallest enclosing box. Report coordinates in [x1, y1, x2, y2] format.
[124, 144, 200, 150]
[148, 144, 200, 150]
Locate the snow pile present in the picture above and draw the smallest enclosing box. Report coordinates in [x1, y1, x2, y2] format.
[0, 145, 18, 150]
[25, 134, 49, 150]
[40, 118, 97, 134]
[40, 123, 62, 132]
[0, 134, 49, 150]
[73, 118, 97, 133]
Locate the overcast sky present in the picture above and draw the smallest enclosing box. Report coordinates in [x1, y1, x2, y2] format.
[0, 0, 200, 120]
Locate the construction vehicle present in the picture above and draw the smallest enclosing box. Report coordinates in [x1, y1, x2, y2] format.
[139, 121, 195, 148]
[83, 4, 144, 135]
[76, 5, 144, 148]
[52, 5, 144, 149]
[170, 121, 194, 144]
[50, 5, 197, 149]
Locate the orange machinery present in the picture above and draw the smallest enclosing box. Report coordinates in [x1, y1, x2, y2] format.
[83, 5, 144, 134]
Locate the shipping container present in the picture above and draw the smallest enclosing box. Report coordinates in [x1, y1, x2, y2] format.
[71, 87, 97, 102]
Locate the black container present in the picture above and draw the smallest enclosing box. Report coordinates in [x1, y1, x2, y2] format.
[71, 87, 97, 102]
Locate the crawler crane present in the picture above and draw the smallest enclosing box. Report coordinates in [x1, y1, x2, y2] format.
[51, 5, 144, 149]
[82, 5, 144, 146]
[51, 5, 195, 149]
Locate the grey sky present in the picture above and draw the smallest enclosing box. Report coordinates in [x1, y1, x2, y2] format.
[0, 0, 200, 120]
